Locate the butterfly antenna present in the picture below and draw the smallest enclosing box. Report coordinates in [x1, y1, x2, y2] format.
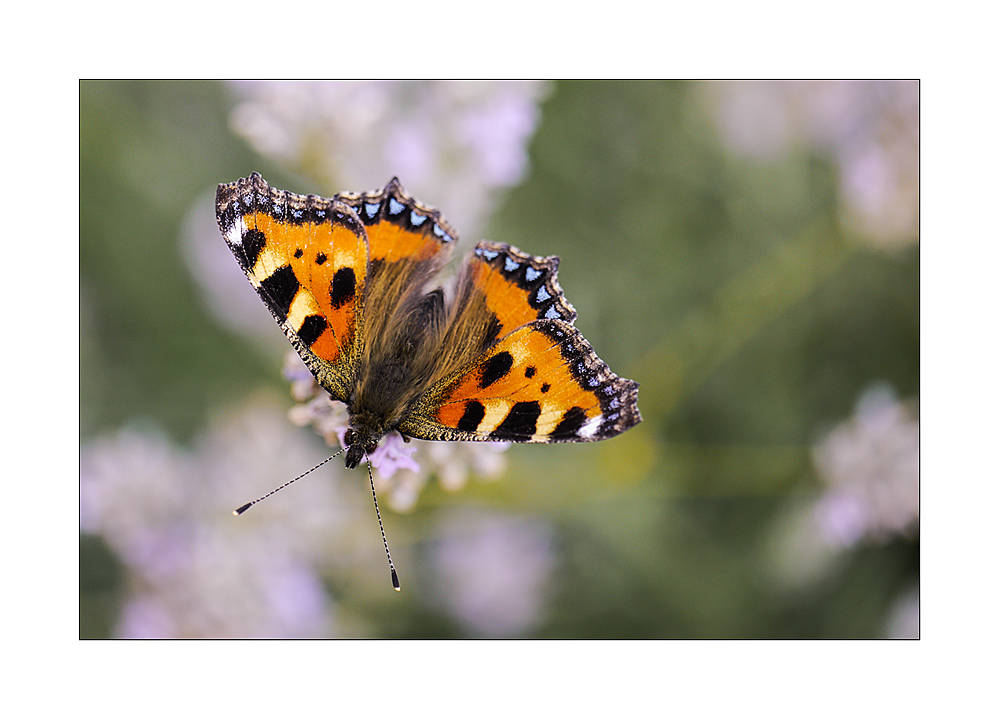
[366, 451, 401, 591]
[232, 449, 344, 516]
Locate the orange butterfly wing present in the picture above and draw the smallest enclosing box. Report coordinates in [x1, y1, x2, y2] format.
[338, 177, 456, 267]
[400, 242, 641, 443]
[335, 178, 458, 354]
[216, 173, 368, 400]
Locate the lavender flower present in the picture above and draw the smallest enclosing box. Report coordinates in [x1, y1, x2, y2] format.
[80, 400, 365, 637]
[283, 352, 509, 513]
[706, 80, 918, 249]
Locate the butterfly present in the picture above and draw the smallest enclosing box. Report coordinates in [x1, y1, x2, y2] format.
[215, 173, 641, 471]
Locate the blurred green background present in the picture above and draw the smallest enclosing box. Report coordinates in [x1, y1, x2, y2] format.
[80, 80, 918, 638]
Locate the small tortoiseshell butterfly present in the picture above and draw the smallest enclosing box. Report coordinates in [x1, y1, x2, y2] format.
[216, 173, 641, 472]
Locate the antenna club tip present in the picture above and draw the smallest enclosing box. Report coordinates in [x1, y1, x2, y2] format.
[234, 503, 252, 516]
[391, 569, 400, 591]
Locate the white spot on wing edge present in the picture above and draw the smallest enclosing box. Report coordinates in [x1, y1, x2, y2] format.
[578, 415, 603, 439]
[225, 218, 246, 247]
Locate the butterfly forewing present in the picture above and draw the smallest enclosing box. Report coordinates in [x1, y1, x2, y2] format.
[216, 174, 368, 401]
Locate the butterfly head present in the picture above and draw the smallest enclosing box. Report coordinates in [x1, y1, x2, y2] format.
[343, 427, 381, 469]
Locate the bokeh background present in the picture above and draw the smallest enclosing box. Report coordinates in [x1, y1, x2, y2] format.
[80, 80, 918, 639]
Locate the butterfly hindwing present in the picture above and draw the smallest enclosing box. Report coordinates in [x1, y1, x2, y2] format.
[400, 240, 640, 444]
[402, 319, 639, 443]
[216, 173, 368, 401]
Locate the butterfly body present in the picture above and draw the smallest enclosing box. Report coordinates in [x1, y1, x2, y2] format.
[216, 173, 640, 469]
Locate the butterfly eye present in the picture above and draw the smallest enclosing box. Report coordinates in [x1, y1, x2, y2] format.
[365, 441, 378, 454]
[344, 429, 356, 445]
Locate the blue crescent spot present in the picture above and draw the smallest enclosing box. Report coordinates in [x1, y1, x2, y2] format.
[410, 211, 428, 226]
[525, 267, 541, 282]
[433, 224, 453, 242]
[545, 305, 561, 319]
[365, 202, 380, 217]
[536, 286, 551, 303]
[505, 257, 520, 273]
[389, 198, 405, 215]
[478, 249, 499, 260]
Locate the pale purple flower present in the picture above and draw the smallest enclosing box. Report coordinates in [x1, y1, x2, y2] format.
[282, 352, 509, 512]
[367, 432, 421, 475]
[812, 382, 919, 544]
[80, 400, 363, 637]
[765, 382, 918, 601]
[706, 80, 918, 249]
[422, 509, 557, 637]
[225, 80, 551, 240]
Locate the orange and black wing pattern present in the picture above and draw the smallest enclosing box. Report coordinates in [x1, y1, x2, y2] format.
[218, 174, 640, 448]
[336, 177, 456, 270]
[334, 178, 458, 356]
[215, 173, 368, 401]
[400, 241, 641, 444]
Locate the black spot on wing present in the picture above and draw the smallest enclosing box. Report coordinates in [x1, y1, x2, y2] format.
[458, 400, 486, 432]
[329, 267, 356, 309]
[491, 401, 541, 440]
[241, 228, 266, 270]
[258, 265, 299, 323]
[297, 314, 328, 347]
[479, 351, 513, 389]
[551, 406, 586, 439]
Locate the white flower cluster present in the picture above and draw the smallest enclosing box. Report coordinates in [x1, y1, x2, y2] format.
[812, 382, 919, 546]
[80, 400, 353, 637]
